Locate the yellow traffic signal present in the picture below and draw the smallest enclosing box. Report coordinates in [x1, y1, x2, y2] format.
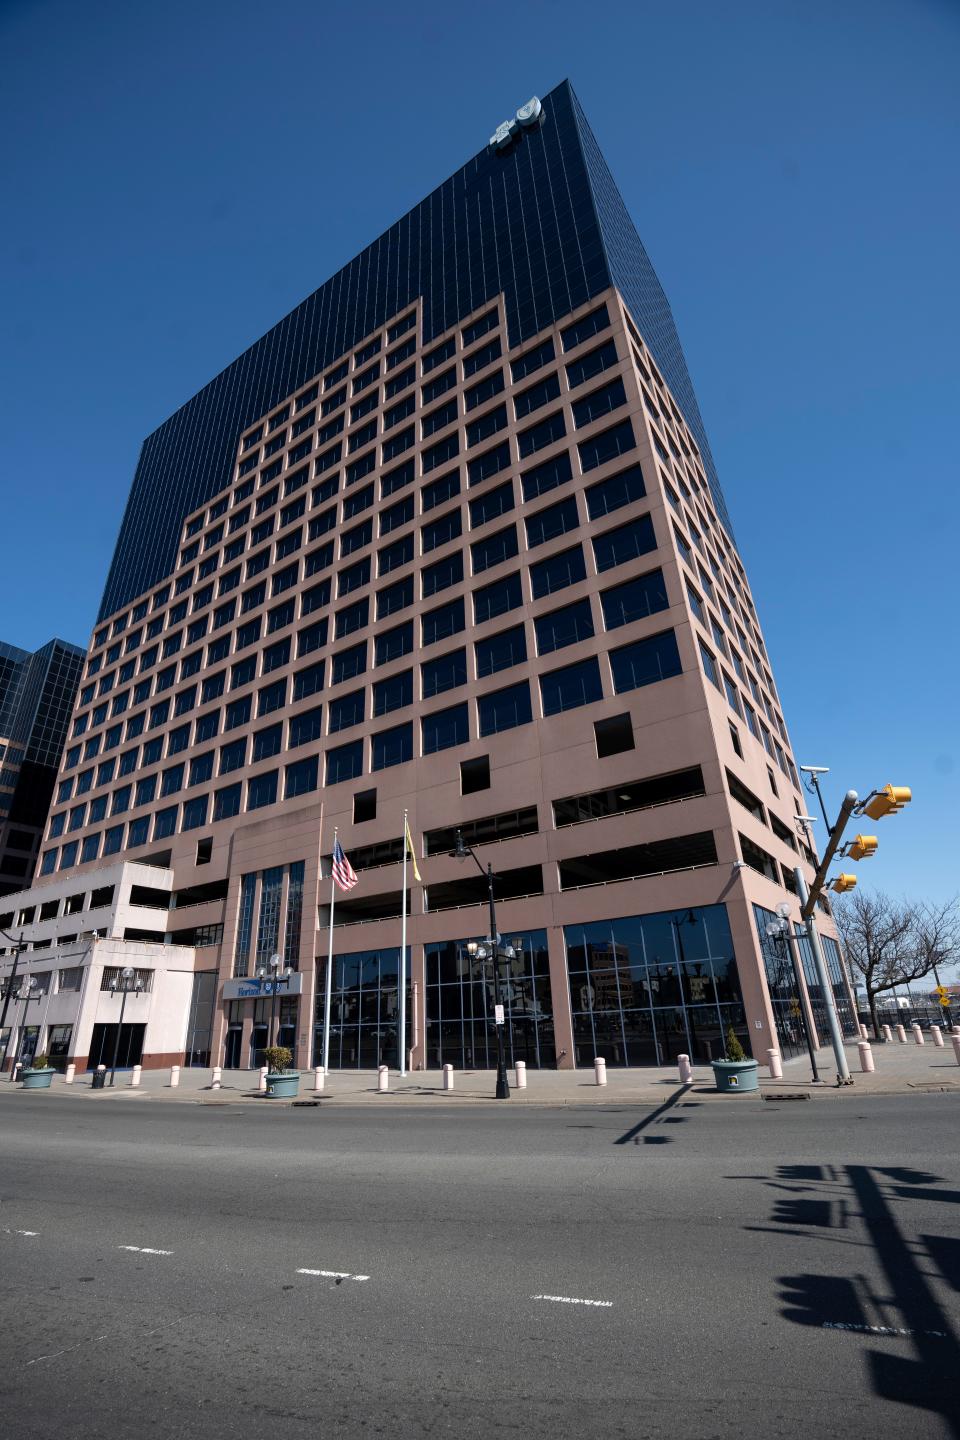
[830, 874, 858, 893]
[863, 785, 912, 821]
[846, 834, 878, 862]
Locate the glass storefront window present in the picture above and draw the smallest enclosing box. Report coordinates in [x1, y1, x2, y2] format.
[424, 929, 553, 1069]
[565, 905, 746, 1066]
[314, 947, 408, 1069]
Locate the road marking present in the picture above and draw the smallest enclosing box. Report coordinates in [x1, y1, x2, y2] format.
[532, 1294, 613, 1308]
[3, 1228, 39, 1237]
[822, 1321, 946, 1338]
[297, 1268, 370, 1282]
[118, 1245, 173, 1256]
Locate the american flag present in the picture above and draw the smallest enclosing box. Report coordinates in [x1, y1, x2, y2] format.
[331, 838, 358, 892]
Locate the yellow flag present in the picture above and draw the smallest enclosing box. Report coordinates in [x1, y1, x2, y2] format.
[404, 816, 422, 883]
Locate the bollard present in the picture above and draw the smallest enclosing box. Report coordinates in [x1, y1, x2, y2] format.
[314, 1066, 325, 1091]
[377, 1064, 389, 1092]
[131, 1065, 142, 1088]
[594, 1056, 607, 1086]
[442, 1063, 454, 1091]
[952, 1026, 960, 1037]
[857, 1041, 875, 1074]
[896, 1024, 907, 1043]
[767, 1048, 783, 1080]
[932, 1026, 944, 1048]
[859, 1024, 869, 1040]
[258, 1065, 268, 1093]
[211, 1066, 222, 1090]
[881, 1025, 892, 1043]
[13, 1062, 22, 1082]
[912, 1024, 925, 1046]
[169, 1064, 180, 1088]
[515, 1059, 527, 1089]
[677, 1053, 693, 1084]
[952, 1036, 960, 1066]
[65, 1063, 76, 1085]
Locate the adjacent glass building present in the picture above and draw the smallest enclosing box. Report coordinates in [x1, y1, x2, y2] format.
[0, 637, 85, 896]
[22, 79, 857, 1072]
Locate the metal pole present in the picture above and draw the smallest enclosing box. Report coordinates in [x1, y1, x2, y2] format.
[487, 865, 510, 1100]
[795, 869, 851, 1083]
[399, 809, 408, 1076]
[322, 828, 337, 1075]
[782, 927, 820, 1083]
[808, 771, 832, 830]
[0, 932, 25, 1074]
[109, 985, 129, 1088]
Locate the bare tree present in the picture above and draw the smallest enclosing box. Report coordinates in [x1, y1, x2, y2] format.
[834, 891, 960, 1037]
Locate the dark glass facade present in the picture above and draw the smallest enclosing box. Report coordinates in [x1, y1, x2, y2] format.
[98, 79, 728, 620]
[0, 637, 85, 894]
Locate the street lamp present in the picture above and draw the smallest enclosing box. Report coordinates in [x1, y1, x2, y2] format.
[108, 966, 144, 1087]
[256, 953, 292, 1050]
[0, 927, 26, 1072]
[765, 902, 820, 1083]
[454, 830, 510, 1099]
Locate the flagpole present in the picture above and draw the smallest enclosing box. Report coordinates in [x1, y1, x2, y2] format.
[399, 808, 408, 1076]
[323, 825, 337, 1075]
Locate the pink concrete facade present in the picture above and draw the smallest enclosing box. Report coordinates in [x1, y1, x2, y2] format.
[37, 286, 855, 1070]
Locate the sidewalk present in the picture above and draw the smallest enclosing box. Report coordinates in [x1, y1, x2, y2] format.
[6, 1037, 959, 1107]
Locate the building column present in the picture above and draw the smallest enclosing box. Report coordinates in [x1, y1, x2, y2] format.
[546, 926, 575, 1070]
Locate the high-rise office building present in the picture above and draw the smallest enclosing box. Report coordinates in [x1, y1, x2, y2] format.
[19, 80, 856, 1074]
[0, 638, 84, 896]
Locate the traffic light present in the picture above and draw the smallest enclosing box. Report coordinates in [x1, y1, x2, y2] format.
[830, 874, 858, 893]
[863, 785, 912, 821]
[846, 834, 878, 862]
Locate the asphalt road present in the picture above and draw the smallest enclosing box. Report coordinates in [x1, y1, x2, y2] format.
[1, 1089, 958, 1440]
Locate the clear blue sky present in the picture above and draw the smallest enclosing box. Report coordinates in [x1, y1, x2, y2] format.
[1, 0, 957, 904]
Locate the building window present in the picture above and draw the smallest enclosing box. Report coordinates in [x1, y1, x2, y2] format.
[378, 575, 415, 616]
[422, 510, 462, 553]
[326, 740, 364, 785]
[540, 656, 604, 716]
[610, 631, 683, 694]
[478, 681, 532, 737]
[592, 515, 657, 573]
[289, 705, 323, 748]
[248, 772, 279, 811]
[578, 419, 635, 473]
[373, 670, 413, 716]
[153, 807, 177, 840]
[285, 757, 318, 799]
[422, 648, 467, 698]
[422, 598, 465, 647]
[252, 725, 283, 762]
[471, 527, 518, 575]
[560, 304, 609, 351]
[329, 689, 366, 732]
[182, 796, 208, 831]
[571, 377, 626, 430]
[524, 497, 579, 549]
[473, 572, 522, 625]
[600, 570, 669, 630]
[372, 722, 413, 770]
[422, 702, 469, 754]
[422, 470, 460, 512]
[375, 622, 413, 667]
[565, 338, 618, 389]
[517, 410, 566, 459]
[586, 463, 646, 520]
[535, 599, 594, 656]
[214, 783, 241, 821]
[511, 337, 555, 383]
[529, 546, 586, 600]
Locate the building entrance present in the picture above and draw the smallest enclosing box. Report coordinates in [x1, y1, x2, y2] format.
[87, 1022, 145, 1071]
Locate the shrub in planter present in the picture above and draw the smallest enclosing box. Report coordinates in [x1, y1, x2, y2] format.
[30, 1053, 51, 1070]
[262, 1045, 299, 1099]
[264, 1045, 293, 1075]
[711, 1026, 759, 1093]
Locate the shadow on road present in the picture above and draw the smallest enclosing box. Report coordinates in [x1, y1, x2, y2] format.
[613, 1083, 694, 1145]
[741, 1161, 960, 1437]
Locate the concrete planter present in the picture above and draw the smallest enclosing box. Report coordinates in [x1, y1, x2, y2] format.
[21, 1068, 55, 1090]
[711, 1059, 759, 1094]
[265, 1072, 300, 1099]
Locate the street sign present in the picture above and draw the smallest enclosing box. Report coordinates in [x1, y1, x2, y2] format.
[494, 1004, 505, 1026]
